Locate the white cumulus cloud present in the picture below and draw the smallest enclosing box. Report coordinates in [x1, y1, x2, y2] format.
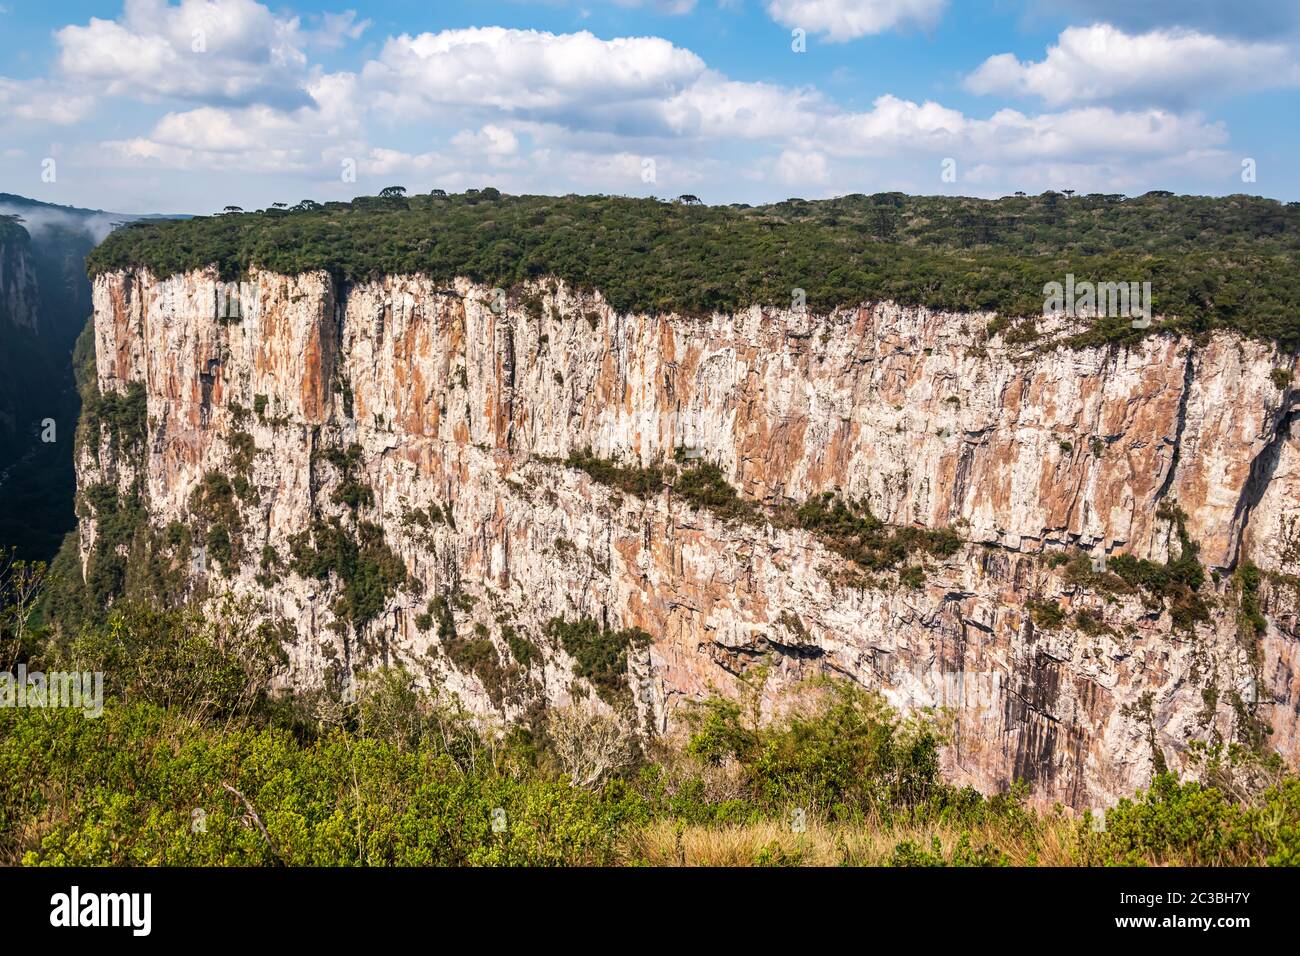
[965, 24, 1300, 107]
[56, 0, 314, 107]
[766, 0, 946, 42]
[100, 72, 363, 172]
[0, 78, 96, 125]
[67, 19, 1244, 204]
[362, 27, 705, 124]
[774, 148, 830, 185]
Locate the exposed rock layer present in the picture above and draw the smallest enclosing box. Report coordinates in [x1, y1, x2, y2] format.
[84, 268, 1300, 808]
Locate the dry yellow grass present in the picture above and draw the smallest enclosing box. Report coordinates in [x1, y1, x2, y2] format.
[624, 816, 1083, 867]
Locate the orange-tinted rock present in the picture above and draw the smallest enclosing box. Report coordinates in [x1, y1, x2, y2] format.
[82, 268, 1300, 807]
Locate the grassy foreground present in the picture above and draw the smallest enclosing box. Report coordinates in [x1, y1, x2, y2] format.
[3, 597, 1298, 868]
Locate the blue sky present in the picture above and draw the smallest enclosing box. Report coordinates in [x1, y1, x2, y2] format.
[1, 0, 1296, 214]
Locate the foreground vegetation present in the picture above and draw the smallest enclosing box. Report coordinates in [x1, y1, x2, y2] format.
[87, 190, 1300, 348]
[2, 575, 1297, 866]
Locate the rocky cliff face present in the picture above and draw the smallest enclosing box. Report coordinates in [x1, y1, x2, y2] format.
[0, 232, 38, 334]
[82, 267, 1300, 808]
[0, 231, 41, 453]
[0, 219, 90, 560]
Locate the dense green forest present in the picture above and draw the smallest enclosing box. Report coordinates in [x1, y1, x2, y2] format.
[88, 189, 1300, 347]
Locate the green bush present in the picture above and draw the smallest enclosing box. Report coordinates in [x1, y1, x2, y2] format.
[57, 598, 286, 722]
[686, 683, 944, 821]
[890, 834, 1011, 867]
[1, 620, 1295, 867]
[289, 518, 406, 630]
[788, 492, 960, 571]
[1028, 598, 1066, 629]
[673, 462, 760, 524]
[1106, 506, 1208, 630]
[544, 616, 651, 706]
[1, 703, 633, 866]
[565, 449, 664, 498]
[1078, 772, 1300, 866]
[320, 443, 374, 511]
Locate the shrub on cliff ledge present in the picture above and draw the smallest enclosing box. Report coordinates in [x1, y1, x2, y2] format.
[1106, 503, 1209, 630]
[544, 615, 651, 706]
[80, 381, 147, 452]
[566, 455, 961, 576]
[565, 449, 664, 498]
[289, 518, 406, 631]
[319, 443, 375, 511]
[788, 492, 961, 571]
[674, 461, 760, 524]
[190, 471, 243, 576]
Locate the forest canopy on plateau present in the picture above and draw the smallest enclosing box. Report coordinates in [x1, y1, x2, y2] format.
[87, 189, 1300, 348]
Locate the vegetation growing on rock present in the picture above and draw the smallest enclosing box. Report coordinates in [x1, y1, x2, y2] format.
[564, 452, 961, 574]
[289, 518, 406, 631]
[544, 615, 651, 706]
[790, 492, 962, 570]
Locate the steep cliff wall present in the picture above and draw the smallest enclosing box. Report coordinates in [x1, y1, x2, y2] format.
[0, 225, 38, 333]
[81, 267, 1300, 808]
[0, 216, 90, 560]
[0, 227, 41, 456]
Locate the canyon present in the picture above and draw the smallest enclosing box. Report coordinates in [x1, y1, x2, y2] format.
[0, 197, 117, 560]
[80, 265, 1300, 810]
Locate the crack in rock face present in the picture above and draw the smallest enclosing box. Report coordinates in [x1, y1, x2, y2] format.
[82, 267, 1300, 807]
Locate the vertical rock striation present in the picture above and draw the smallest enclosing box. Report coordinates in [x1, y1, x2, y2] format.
[81, 267, 1300, 807]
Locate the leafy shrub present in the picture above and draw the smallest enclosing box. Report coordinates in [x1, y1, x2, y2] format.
[1028, 598, 1065, 629]
[565, 449, 664, 498]
[503, 624, 540, 668]
[1078, 772, 1300, 866]
[289, 518, 406, 630]
[788, 492, 961, 571]
[1105, 505, 1208, 630]
[544, 616, 651, 706]
[59, 597, 286, 723]
[686, 683, 944, 821]
[1, 702, 632, 866]
[189, 471, 243, 575]
[319, 443, 374, 511]
[890, 834, 1011, 867]
[673, 462, 759, 524]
